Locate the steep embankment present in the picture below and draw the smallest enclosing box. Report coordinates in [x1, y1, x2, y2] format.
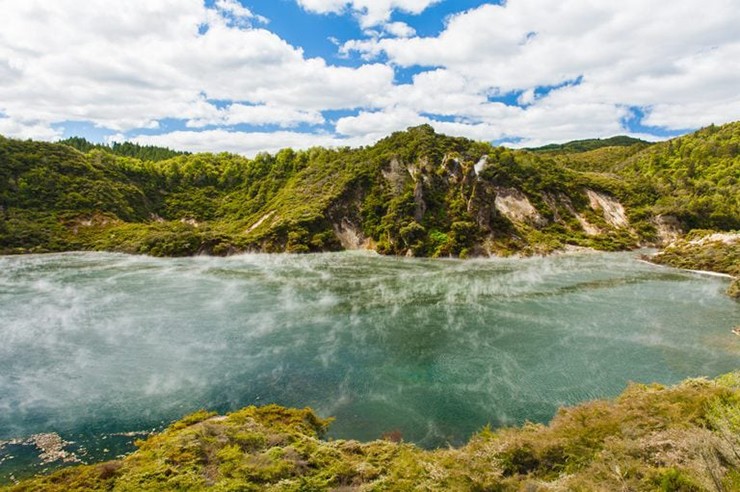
[4, 373, 739, 491]
[1, 122, 738, 257]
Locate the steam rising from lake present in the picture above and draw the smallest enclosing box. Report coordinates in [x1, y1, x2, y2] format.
[1, 251, 737, 477]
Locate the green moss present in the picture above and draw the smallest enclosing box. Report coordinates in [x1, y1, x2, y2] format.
[656, 468, 703, 491]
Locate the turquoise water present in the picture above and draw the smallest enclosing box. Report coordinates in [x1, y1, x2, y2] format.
[0, 251, 738, 480]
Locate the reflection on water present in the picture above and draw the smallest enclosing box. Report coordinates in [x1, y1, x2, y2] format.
[0, 250, 738, 480]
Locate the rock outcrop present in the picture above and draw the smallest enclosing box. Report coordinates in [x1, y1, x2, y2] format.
[493, 187, 546, 227]
[586, 189, 629, 228]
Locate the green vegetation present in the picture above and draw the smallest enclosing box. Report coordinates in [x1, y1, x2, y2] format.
[528, 135, 650, 153]
[1, 122, 738, 257]
[59, 137, 189, 162]
[5, 373, 739, 491]
[546, 123, 739, 231]
[616, 125, 739, 231]
[543, 143, 651, 173]
[648, 230, 739, 298]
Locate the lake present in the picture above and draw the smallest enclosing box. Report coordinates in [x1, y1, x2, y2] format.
[0, 251, 737, 481]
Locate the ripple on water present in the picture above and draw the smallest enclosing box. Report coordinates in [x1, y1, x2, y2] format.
[0, 250, 737, 480]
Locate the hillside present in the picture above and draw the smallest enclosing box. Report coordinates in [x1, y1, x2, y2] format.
[527, 135, 651, 154]
[58, 137, 189, 162]
[1, 122, 738, 257]
[615, 124, 740, 231]
[648, 230, 740, 298]
[4, 373, 739, 491]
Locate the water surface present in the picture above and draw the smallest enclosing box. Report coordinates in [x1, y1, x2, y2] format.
[1, 251, 737, 480]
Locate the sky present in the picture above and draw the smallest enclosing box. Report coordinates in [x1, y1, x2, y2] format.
[0, 0, 739, 155]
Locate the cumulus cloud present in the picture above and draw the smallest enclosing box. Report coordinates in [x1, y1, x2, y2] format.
[214, 0, 268, 25]
[296, 0, 439, 28]
[0, 0, 393, 140]
[336, 107, 427, 138]
[384, 21, 416, 38]
[0, 117, 62, 141]
[342, 0, 740, 138]
[186, 103, 324, 128]
[0, 0, 738, 152]
[123, 129, 372, 157]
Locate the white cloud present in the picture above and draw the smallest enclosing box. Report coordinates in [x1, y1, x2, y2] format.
[643, 99, 740, 130]
[0, 117, 62, 141]
[0, 0, 738, 149]
[214, 0, 267, 24]
[336, 107, 427, 138]
[343, 0, 740, 133]
[517, 89, 535, 107]
[124, 129, 372, 157]
[293, 0, 345, 13]
[186, 103, 324, 128]
[296, 0, 439, 28]
[384, 21, 416, 38]
[0, 0, 393, 139]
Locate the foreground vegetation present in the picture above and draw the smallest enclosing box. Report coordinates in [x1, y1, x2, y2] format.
[649, 230, 740, 298]
[1, 121, 738, 257]
[5, 372, 739, 491]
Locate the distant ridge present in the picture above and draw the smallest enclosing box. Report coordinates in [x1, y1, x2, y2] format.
[527, 135, 650, 153]
[59, 136, 189, 162]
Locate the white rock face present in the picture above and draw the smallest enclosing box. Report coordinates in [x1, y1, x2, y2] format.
[494, 187, 546, 226]
[245, 210, 275, 234]
[653, 215, 683, 244]
[586, 189, 628, 227]
[180, 217, 199, 227]
[381, 157, 407, 194]
[333, 218, 371, 250]
[576, 215, 601, 236]
[688, 232, 739, 246]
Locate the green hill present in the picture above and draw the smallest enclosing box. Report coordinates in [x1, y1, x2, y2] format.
[1, 122, 738, 257]
[5, 372, 739, 491]
[615, 124, 740, 230]
[59, 137, 189, 162]
[527, 135, 651, 153]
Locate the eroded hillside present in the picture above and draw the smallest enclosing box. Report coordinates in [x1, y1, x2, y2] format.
[1, 122, 738, 256]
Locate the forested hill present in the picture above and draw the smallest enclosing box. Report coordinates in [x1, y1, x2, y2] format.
[0, 122, 738, 257]
[58, 137, 189, 162]
[527, 135, 650, 153]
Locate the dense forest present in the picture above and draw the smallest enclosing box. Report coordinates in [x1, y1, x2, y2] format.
[0, 122, 738, 257]
[5, 372, 739, 491]
[527, 135, 650, 153]
[58, 137, 189, 162]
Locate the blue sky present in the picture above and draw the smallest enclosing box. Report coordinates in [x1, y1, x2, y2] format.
[230, 0, 494, 63]
[0, 0, 737, 155]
